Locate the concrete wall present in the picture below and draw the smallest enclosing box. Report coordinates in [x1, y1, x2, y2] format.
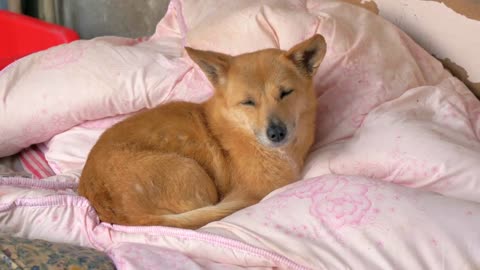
[0, 0, 7, 10]
[59, 0, 170, 39]
[2, 0, 170, 38]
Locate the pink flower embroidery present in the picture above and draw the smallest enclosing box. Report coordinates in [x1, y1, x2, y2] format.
[279, 177, 340, 199]
[311, 183, 372, 229]
[39, 41, 89, 69]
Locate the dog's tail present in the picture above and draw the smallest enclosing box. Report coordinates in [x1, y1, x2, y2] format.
[135, 199, 254, 229]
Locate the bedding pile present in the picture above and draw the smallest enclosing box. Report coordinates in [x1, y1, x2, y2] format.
[1, 0, 479, 269]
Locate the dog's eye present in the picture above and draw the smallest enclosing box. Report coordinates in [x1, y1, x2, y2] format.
[241, 99, 256, 106]
[280, 88, 294, 100]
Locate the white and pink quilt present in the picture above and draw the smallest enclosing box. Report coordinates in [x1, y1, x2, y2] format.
[1, 0, 480, 269]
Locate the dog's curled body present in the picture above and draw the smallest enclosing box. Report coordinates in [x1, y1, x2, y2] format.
[79, 34, 327, 229]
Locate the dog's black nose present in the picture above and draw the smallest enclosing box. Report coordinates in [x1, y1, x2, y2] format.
[266, 121, 287, 143]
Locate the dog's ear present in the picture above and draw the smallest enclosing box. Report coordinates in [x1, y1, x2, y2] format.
[186, 47, 232, 87]
[285, 34, 327, 77]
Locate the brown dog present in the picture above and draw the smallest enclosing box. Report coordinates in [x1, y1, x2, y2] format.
[78, 34, 326, 229]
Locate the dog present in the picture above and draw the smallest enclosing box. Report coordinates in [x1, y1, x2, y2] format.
[78, 34, 326, 229]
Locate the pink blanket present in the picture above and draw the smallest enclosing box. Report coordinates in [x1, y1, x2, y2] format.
[1, 0, 480, 269]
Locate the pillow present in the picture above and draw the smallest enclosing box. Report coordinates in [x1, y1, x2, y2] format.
[322, 77, 480, 202]
[0, 34, 196, 157]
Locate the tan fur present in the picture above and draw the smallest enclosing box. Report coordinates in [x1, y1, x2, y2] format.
[78, 35, 327, 229]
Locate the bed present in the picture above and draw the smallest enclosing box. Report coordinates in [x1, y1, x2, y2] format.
[1, 0, 479, 269]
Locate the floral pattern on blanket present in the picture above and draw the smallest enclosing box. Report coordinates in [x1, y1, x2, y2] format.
[277, 176, 375, 229]
[236, 175, 424, 246]
[0, 234, 115, 270]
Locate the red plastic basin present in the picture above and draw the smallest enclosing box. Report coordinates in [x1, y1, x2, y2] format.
[0, 10, 79, 70]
